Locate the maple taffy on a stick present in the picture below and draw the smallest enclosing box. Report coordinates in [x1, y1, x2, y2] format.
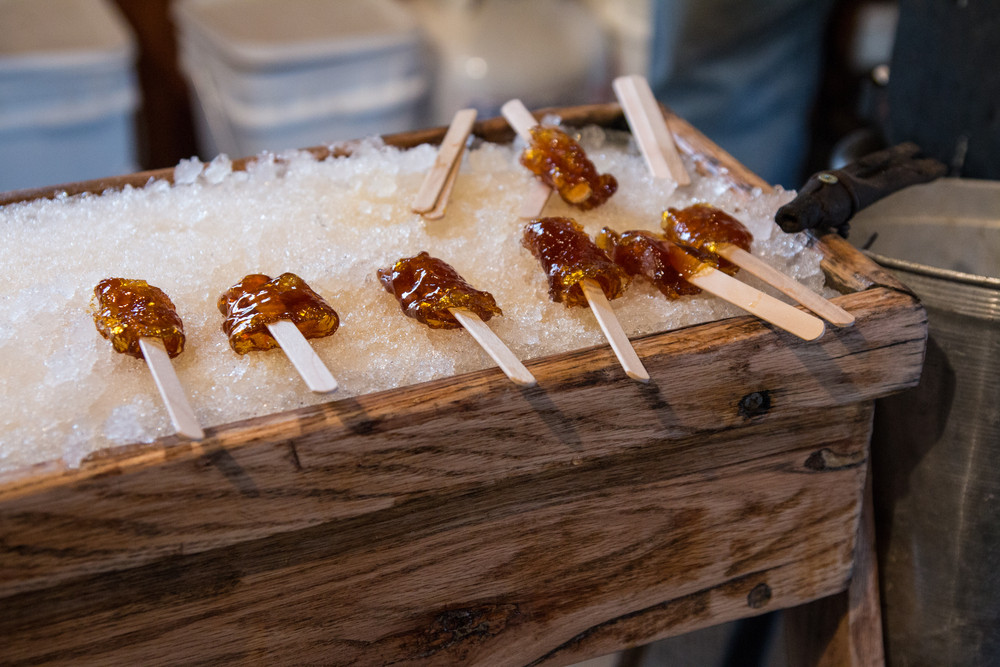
[596, 228, 702, 300]
[598, 224, 825, 341]
[218, 272, 340, 393]
[663, 204, 854, 326]
[501, 98, 617, 218]
[92, 277, 204, 440]
[522, 216, 648, 382]
[378, 252, 535, 386]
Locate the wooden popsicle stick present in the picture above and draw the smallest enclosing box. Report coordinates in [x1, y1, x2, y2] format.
[449, 308, 537, 387]
[412, 108, 477, 216]
[717, 244, 855, 326]
[519, 180, 552, 219]
[579, 278, 650, 383]
[266, 320, 338, 394]
[501, 98, 538, 141]
[138, 337, 205, 440]
[613, 74, 690, 185]
[423, 148, 463, 220]
[685, 263, 826, 341]
[501, 99, 554, 219]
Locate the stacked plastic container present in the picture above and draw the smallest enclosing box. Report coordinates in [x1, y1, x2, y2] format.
[409, 0, 611, 127]
[173, 0, 428, 159]
[0, 0, 139, 192]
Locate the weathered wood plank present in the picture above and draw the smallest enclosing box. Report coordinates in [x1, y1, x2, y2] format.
[784, 467, 886, 667]
[1, 402, 873, 666]
[814, 233, 911, 296]
[0, 287, 924, 601]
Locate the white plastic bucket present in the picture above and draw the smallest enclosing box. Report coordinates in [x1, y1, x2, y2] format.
[173, 0, 428, 158]
[0, 0, 139, 191]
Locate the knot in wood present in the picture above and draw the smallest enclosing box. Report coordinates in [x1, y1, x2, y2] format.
[415, 604, 520, 657]
[747, 583, 772, 609]
[804, 448, 866, 472]
[737, 390, 771, 418]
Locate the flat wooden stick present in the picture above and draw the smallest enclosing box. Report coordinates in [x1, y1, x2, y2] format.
[449, 308, 536, 387]
[613, 74, 690, 185]
[685, 263, 826, 341]
[266, 320, 338, 394]
[501, 98, 538, 142]
[717, 244, 855, 327]
[423, 149, 463, 220]
[579, 279, 649, 383]
[138, 337, 205, 440]
[412, 108, 477, 216]
[519, 180, 552, 219]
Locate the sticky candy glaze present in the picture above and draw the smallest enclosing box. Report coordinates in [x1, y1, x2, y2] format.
[661, 203, 753, 275]
[521, 125, 618, 210]
[664, 242, 709, 279]
[218, 273, 339, 354]
[522, 217, 630, 308]
[378, 252, 502, 329]
[597, 228, 702, 299]
[92, 278, 186, 359]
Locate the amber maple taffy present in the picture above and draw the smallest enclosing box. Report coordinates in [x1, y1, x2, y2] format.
[663, 204, 854, 327]
[598, 228, 824, 341]
[411, 108, 477, 220]
[91, 278, 204, 440]
[612, 74, 690, 185]
[502, 99, 618, 219]
[378, 252, 535, 387]
[218, 273, 339, 394]
[502, 99, 555, 218]
[522, 218, 649, 383]
[597, 228, 703, 301]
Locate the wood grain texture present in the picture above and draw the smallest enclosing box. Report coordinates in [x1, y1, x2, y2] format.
[784, 467, 886, 667]
[662, 110, 773, 194]
[813, 233, 912, 295]
[3, 402, 873, 666]
[0, 287, 923, 664]
[0, 287, 925, 594]
[849, 473, 887, 665]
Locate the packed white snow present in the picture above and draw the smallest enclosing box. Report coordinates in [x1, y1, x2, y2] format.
[0, 125, 824, 474]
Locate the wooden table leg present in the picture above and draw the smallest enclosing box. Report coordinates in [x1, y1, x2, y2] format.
[784, 465, 885, 666]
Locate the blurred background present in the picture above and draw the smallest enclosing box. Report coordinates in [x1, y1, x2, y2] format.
[0, 0, 904, 192]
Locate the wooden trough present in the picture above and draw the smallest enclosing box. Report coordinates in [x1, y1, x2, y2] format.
[0, 104, 926, 665]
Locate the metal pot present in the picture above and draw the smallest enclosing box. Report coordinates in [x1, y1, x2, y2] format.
[851, 178, 1000, 666]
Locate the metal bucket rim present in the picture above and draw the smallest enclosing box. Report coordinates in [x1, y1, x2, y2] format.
[865, 250, 1000, 290]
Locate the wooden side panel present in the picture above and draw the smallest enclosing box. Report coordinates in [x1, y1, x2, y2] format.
[784, 468, 886, 667]
[0, 288, 924, 664]
[0, 288, 925, 599]
[2, 403, 873, 666]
